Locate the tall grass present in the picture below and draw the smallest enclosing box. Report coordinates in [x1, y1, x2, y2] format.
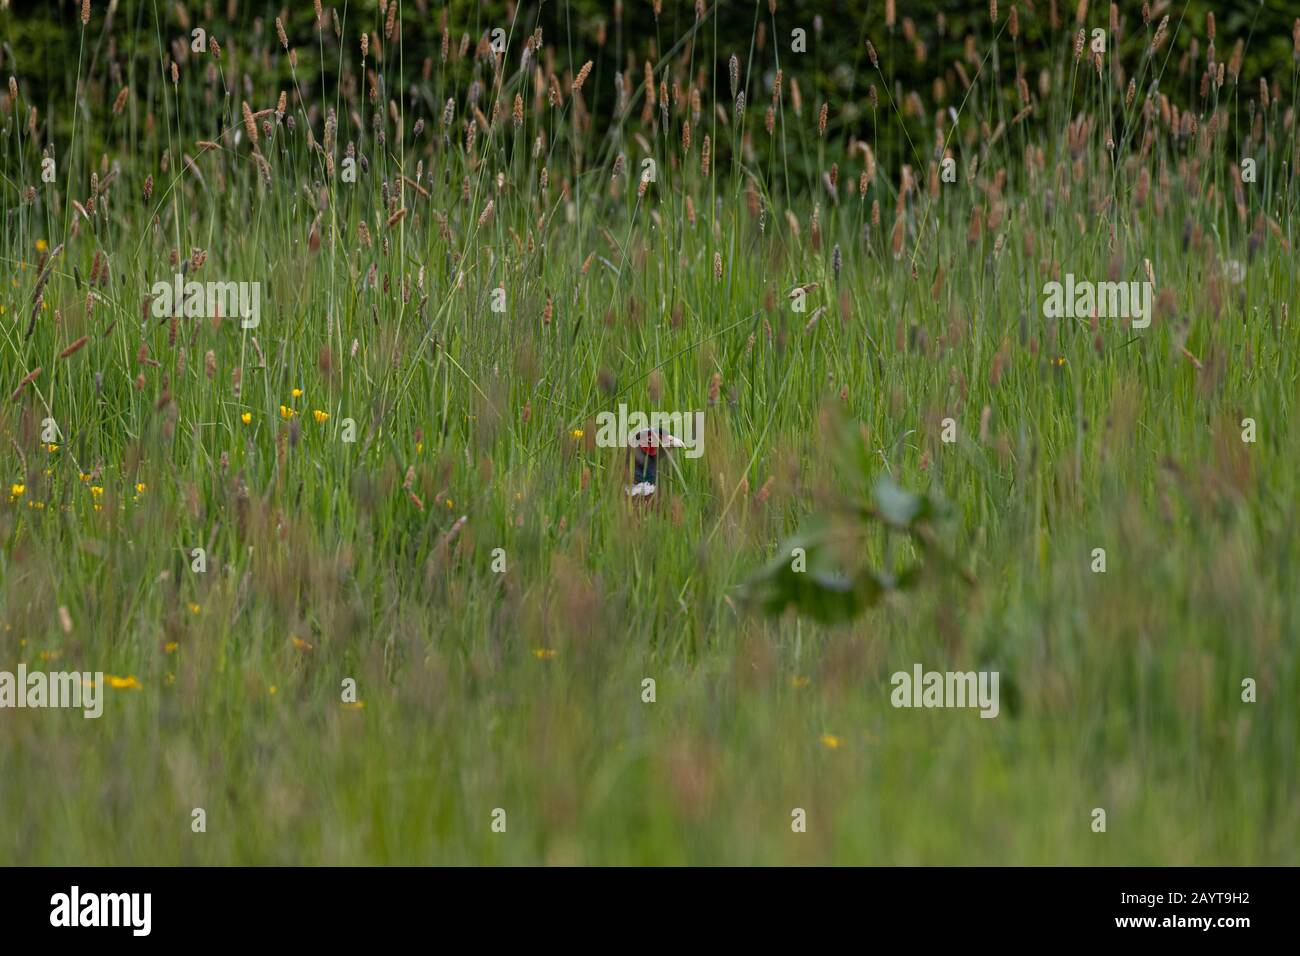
[0, 0, 1296, 863]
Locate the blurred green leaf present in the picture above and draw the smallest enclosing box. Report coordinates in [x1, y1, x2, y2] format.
[744, 477, 958, 623]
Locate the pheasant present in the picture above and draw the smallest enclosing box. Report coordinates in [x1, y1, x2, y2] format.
[625, 426, 684, 498]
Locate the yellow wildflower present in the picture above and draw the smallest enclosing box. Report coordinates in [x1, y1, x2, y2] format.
[241, 412, 252, 425]
[106, 675, 142, 690]
[819, 734, 842, 750]
[313, 409, 329, 423]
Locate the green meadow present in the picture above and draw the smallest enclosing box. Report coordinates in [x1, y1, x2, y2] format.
[0, 1, 1297, 864]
